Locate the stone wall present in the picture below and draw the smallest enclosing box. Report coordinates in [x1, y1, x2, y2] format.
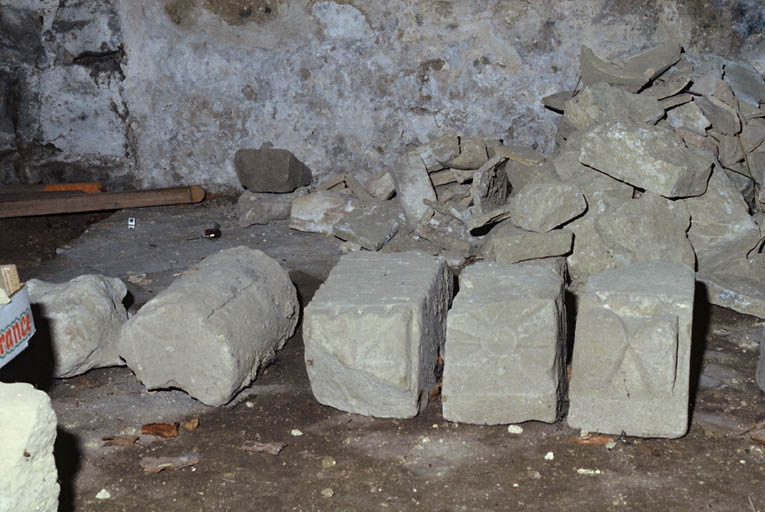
[0, 0, 762, 190]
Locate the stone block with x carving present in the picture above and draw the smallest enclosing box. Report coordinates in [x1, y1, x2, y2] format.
[567, 261, 695, 438]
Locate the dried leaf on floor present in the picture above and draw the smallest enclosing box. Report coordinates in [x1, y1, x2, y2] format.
[240, 441, 286, 455]
[140, 453, 200, 473]
[181, 417, 199, 432]
[572, 434, 615, 446]
[751, 429, 765, 445]
[141, 423, 179, 438]
[101, 435, 139, 447]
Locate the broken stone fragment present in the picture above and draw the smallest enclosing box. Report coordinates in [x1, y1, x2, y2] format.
[675, 128, 719, 157]
[506, 161, 561, 194]
[686, 53, 726, 96]
[509, 181, 586, 233]
[741, 118, 765, 154]
[442, 263, 565, 425]
[446, 136, 488, 170]
[568, 261, 695, 438]
[617, 41, 681, 82]
[236, 187, 309, 227]
[713, 79, 738, 110]
[513, 256, 569, 280]
[759, 334, 765, 393]
[482, 221, 573, 264]
[595, 192, 696, 269]
[566, 214, 616, 283]
[724, 61, 765, 106]
[118, 247, 299, 406]
[695, 96, 741, 135]
[666, 102, 711, 135]
[641, 72, 692, 99]
[564, 82, 664, 130]
[365, 170, 396, 200]
[681, 167, 759, 258]
[470, 155, 508, 214]
[715, 133, 745, 168]
[490, 145, 546, 167]
[696, 234, 765, 319]
[234, 148, 313, 193]
[332, 202, 402, 251]
[579, 45, 648, 93]
[289, 190, 359, 235]
[26, 275, 127, 378]
[579, 120, 713, 198]
[464, 204, 513, 234]
[659, 93, 694, 109]
[417, 131, 459, 172]
[429, 168, 458, 187]
[542, 90, 574, 112]
[435, 182, 471, 204]
[391, 150, 436, 226]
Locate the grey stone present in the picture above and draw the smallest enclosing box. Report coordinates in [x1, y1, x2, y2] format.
[563, 82, 664, 131]
[697, 234, 765, 319]
[391, 150, 436, 226]
[289, 190, 359, 235]
[509, 181, 586, 233]
[332, 202, 403, 251]
[492, 145, 546, 167]
[303, 251, 451, 418]
[0, 383, 59, 512]
[49, 0, 122, 65]
[741, 118, 765, 154]
[118, 247, 299, 406]
[234, 148, 313, 193]
[617, 42, 682, 82]
[642, 72, 692, 100]
[757, 331, 765, 393]
[695, 96, 741, 136]
[365, 170, 396, 200]
[513, 256, 569, 280]
[717, 133, 746, 168]
[434, 182, 471, 204]
[469, 155, 508, 214]
[681, 167, 760, 257]
[686, 53, 726, 96]
[0, 6, 46, 65]
[579, 45, 648, 93]
[579, 120, 713, 198]
[542, 90, 574, 112]
[568, 262, 695, 438]
[446, 137, 488, 170]
[724, 61, 765, 106]
[236, 187, 309, 227]
[464, 204, 513, 234]
[667, 102, 711, 135]
[595, 192, 696, 269]
[26, 275, 127, 378]
[429, 168, 459, 187]
[0, 72, 15, 155]
[418, 131, 459, 172]
[506, 161, 561, 194]
[482, 222, 573, 264]
[442, 263, 565, 424]
[566, 214, 617, 283]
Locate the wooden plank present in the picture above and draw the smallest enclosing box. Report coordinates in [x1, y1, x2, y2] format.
[0, 265, 21, 296]
[0, 190, 88, 201]
[0, 186, 206, 218]
[0, 183, 103, 194]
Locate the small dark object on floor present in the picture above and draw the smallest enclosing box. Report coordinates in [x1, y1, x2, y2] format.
[204, 222, 221, 239]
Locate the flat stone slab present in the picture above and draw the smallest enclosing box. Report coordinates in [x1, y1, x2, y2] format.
[0, 383, 59, 512]
[442, 263, 566, 424]
[237, 187, 308, 227]
[391, 150, 436, 226]
[568, 262, 695, 438]
[303, 251, 452, 418]
[579, 120, 713, 198]
[290, 190, 359, 235]
[563, 82, 664, 131]
[482, 221, 573, 264]
[509, 181, 586, 233]
[332, 202, 403, 251]
[118, 246, 299, 406]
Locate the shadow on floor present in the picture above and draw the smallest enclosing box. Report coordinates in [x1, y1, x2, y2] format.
[688, 280, 712, 424]
[55, 427, 82, 512]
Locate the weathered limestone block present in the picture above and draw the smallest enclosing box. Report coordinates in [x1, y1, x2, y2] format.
[417, 131, 459, 172]
[566, 215, 616, 283]
[118, 247, 299, 406]
[506, 161, 561, 193]
[391, 150, 436, 226]
[234, 148, 313, 193]
[332, 202, 403, 251]
[568, 262, 695, 438]
[442, 263, 566, 424]
[482, 221, 573, 264]
[509, 181, 586, 233]
[681, 167, 760, 257]
[667, 102, 711, 135]
[579, 120, 713, 198]
[491, 144, 546, 167]
[470, 155, 508, 214]
[695, 96, 741, 136]
[27, 275, 127, 378]
[563, 82, 664, 131]
[0, 383, 59, 512]
[365, 170, 396, 200]
[446, 136, 488, 170]
[303, 252, 452, 418]
[236, 187, 308, 227]
[595, 192, 696, 268]
[723, 61, 765, 106]
[289, 190, 359, 235]
[579, 45, 649, 93]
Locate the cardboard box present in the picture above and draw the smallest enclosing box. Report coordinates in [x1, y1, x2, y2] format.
[0, 286, 35, 370]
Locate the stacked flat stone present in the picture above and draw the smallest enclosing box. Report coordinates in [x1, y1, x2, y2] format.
[303, 251, 452, 418]
[442, 263, 566, 424]
[567, 261, 695, 438]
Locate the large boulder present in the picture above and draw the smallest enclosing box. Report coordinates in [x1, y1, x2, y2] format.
[26, 275, 127, 378]
[234, 148, 313, 193]
[117, 247, 299, 406]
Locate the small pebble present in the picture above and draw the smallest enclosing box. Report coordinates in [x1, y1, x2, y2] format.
[605, 440, 617, 450]
[507, 425, 524, 435]
[290, 429, 303, 437]
[95, 489, 111, 500]
[321, 456, 336, 469]
[544, 451, 554, 461]
[321, 488, 334, 498]
[245, 401, 254, 409]
[577, 468, 602, 475]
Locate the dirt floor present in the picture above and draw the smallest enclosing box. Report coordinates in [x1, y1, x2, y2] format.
[1, 198, 764, 512]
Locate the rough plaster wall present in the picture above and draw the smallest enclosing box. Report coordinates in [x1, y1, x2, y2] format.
[1, 0, 763, 190]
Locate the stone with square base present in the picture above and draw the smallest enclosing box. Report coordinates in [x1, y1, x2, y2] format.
[567, 262, 695, 438]
[303, 252, 452, 418]
[442, 263, 566, 425]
